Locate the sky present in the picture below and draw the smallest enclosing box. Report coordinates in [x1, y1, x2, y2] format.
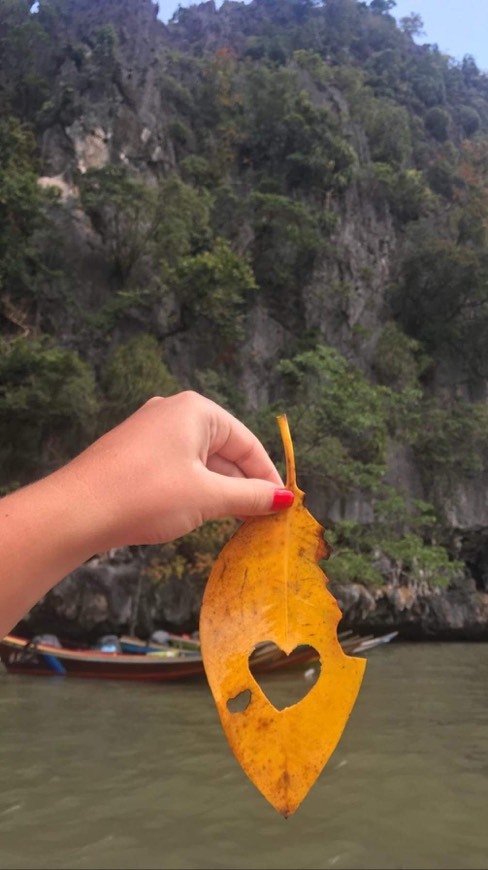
[393, 0, 488, 71]
[156, 0, 488, 72]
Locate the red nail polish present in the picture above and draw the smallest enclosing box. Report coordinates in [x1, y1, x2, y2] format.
[272, 489, 295, 510]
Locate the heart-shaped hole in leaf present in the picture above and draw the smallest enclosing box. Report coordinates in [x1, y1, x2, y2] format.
[249, 643, 321, 711]
[227, 689, 252, 713]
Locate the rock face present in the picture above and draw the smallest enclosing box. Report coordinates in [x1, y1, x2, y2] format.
[38, 0, 174, 180]
[6, 0, 487, 641]
[17, 550, 205, 642]
[332, 580, 488, 641]
[14, 547, 488, 643]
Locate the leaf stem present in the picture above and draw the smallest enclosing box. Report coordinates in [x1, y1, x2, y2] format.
[277, 414, 297, 491]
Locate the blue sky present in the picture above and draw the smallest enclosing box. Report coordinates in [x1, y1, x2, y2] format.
[393, 0, 488, 71]
[157, 0, 488, 71]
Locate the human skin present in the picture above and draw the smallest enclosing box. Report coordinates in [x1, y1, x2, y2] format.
[0, 391, 294, 638]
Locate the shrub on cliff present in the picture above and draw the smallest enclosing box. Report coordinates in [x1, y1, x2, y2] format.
[0, 335, 98, 485]
[101, 335, 180, 426]
[0, 118, 53, 308]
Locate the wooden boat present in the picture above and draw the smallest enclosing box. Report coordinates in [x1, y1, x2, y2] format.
[0, 630, 398, 682]
[0, 635, 319, 681]
[119, 634, 201, 655]
[119, 629, 368, 657]
[351, 631, 398, 653]
[166, 634, 201, 652]
[0, 635, 205, 681]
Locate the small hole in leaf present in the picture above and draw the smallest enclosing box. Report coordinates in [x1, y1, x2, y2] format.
[249, 643, 321, 711]
[227, 689, 252, 713]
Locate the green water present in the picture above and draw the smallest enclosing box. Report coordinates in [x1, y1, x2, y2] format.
[0, 643, 487, 870]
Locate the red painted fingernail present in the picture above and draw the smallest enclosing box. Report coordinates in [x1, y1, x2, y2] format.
[272, 489, 295, 510]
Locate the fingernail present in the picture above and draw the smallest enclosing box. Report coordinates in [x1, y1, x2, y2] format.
[272, 489, 295, 510]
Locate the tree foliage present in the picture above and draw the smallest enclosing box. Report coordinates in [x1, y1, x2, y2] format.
[79, 168, 212, 289]
[394, 230, 488, 378]
[275, 344, 399, 491]
[102, 334, 180, 425]
[250, 192, 324, 303]
[0, 335, 98, 484]
[172, 238, 256, 340]
[0, 118, 50, 306]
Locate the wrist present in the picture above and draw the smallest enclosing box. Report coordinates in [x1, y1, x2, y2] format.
[34, 461, 107, 564]
[0, 465, 106, 636]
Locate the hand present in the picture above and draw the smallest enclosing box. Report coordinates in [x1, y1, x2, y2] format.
[60, 391, 294, 551]
[0, 391, 294, 637]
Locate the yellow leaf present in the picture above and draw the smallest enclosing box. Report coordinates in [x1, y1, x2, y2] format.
[200, 414, 365, 817]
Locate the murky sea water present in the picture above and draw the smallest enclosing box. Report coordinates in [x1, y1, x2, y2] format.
[0, 643, 487, 870]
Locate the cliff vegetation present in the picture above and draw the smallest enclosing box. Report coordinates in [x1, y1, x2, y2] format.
[1, 0, 488, 636]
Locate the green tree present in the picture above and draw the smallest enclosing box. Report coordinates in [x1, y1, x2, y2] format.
[250, 192, 323, 303]
[93, 24, 118, 73]
[372, 322, 427, 389]
[79, 166, 157, 288]
[462, 54, 480, 86]
[0, 335, 98, 484]
[399, 13, 424, 38]
[154, 176, 212, 268]
[409, 53, 446, 107]
[0, 118, 52, 316]
[276, 344, 399, 492]
[370, 0, 396, 13]
[239, 65, 356, 194]
[425, 106, 451, 142]
[366, 162, 433, 222]
[323, 0, 361, 55]
[102, 335, 180, 424]
[394, 231, 488, 377]
[79, 169, 211, 288]
[0, 0, 50, 119]
[366, 48, 405, 96]
[458, 105, 481, 138]
[415, 400, 488, 489]
[363, 98, 412, 166]
[327, 493, 461, 589]
[172, 238, 256, 340]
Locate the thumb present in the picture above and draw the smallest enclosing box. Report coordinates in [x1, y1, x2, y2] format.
[203, 474, 294, 521]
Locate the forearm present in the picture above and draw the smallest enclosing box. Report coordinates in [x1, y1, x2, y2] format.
[0, 465, 100, 638]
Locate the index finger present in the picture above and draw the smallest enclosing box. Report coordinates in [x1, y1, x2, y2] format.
[206, 403, 283, 486]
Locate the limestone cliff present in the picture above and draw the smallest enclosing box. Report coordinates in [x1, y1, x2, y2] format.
[2, 0, 488, 638]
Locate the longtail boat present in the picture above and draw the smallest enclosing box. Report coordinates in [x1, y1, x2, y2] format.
[0, 635, 205, 681]
[0, 635, 319, 681]
[119, 634, 201, 655]
[351, 631, 398, 653]
[0, 631, 397, 682]
[119, 629, 370, 657]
